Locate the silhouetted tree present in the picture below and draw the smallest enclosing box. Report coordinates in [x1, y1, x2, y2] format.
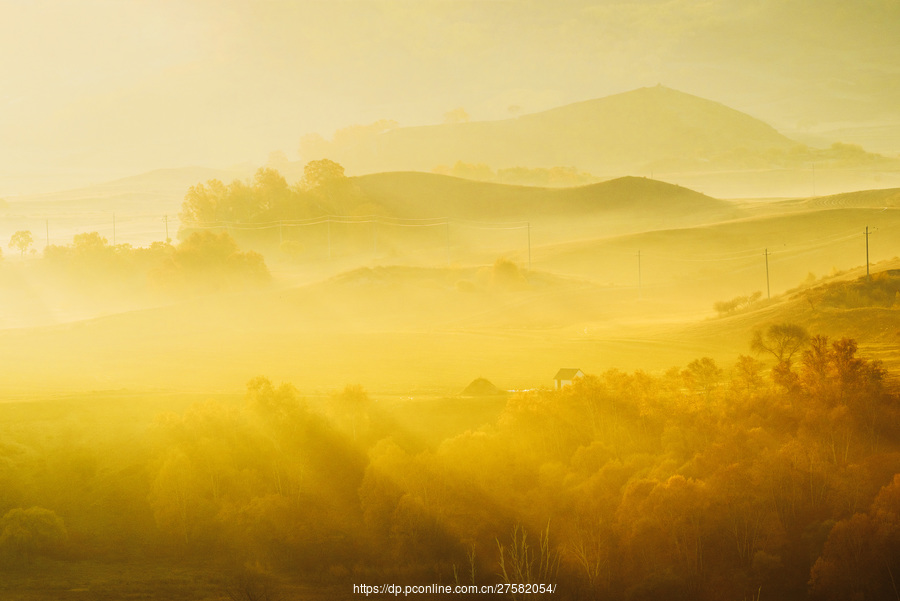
[751, 323, 809, 364]
[9, 230, 33, 257]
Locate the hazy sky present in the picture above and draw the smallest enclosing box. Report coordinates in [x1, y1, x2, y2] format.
[2, 0, 899, 193]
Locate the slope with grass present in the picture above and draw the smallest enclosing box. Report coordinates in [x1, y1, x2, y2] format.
[353, 172, 733, 221]
[3, 179, 900, 397]
[664, 263, 900, 369]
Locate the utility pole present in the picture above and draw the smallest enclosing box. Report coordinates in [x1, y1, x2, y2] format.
[164, 215, 169, 243]
[638, 250, 642, 300]
[764, 248, 771, 299]
[445, 220, 451, 266]
[327, 218, 332, 260]
[279, 220, 283, 246]
[45, 220, 49, 249]
[373, 219, 377, 256]
[113, 213, 116, 245]
[865, 226, 870, 279]
[812, 162, 816, 197]
[527, 222, 531, 271]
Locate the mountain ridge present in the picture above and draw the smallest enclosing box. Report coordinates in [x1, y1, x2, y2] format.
[313, 86, 799, 176]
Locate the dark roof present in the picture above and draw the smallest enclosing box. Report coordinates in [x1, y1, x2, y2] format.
[461, 378, 505, 396]
[554, 368, 583, 380]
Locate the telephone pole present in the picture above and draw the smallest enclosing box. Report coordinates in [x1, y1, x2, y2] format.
[865, 225, 870, 279]
[113, 213, 116, 245]
[764, 248, 771, 299]
[638, 250, 642, 299]
[445, 220, 451, 266]
[527, 222, 531, 271]
[45, 220, 49, 249]
[812, 162, 816, 197]
[164, 215, 169, 243]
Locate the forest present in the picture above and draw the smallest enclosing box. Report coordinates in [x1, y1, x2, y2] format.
[1, 320, 898, 600]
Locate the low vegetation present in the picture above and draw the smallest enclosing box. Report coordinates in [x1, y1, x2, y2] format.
[713, 291, 763, 316]
[805, 269, 900, 309]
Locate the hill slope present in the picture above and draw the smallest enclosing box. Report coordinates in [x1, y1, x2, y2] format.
[667, 265, 900, 370]
[322, 86, 797, 175]
[353, 172, 737, 225]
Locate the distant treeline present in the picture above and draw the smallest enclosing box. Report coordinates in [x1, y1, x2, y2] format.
[178, 160, 378, 227]
[21, 230, 269, 295]
[2, 326, 899, 600]
[431, 161, 601, 187]
[651, 141, 899, 173]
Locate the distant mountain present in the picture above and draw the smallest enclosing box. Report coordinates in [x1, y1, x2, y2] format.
[313, 86, 798, 176]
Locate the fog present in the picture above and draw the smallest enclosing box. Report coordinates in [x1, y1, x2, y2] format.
[3, 2, 900, 599]
[2, 1, 900, 194]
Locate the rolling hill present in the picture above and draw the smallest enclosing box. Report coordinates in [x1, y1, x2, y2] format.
[352, 172, 738, 225]
[665, 263, 900, 371]
[314, 86, 798, 176]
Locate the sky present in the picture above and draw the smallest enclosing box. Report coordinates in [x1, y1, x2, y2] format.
[2, 0, 899, 195]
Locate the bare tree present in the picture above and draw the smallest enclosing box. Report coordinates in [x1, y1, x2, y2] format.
[751, 323, 809, 364]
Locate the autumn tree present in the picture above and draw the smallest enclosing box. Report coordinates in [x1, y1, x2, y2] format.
[251, 167, 291, 216]
[301, 159, 346, 190]
[682, 357, 722, 403]
[752, 323, 809, 393]
[809, 474, 900, 600]
[179, 179, 228, 224]
[152, 231, 269, 292]
[9, 230, 33, 257]
[0, 506, 67, 560]
[731, 355, 765, 396]
[332, 384, 372, 443]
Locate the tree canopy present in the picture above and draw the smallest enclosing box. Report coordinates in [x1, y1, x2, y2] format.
[9, 230, 33, 257]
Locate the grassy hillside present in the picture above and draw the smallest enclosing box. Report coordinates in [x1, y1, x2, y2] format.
[3, 178, 900, 397]
[537, 200, 900, 298]
[354, 172, 729, 216]
[3, 252, 896, 398]
[662, 262, 900, 367]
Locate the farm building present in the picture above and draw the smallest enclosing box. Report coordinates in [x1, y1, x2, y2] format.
[554, 368, 584, 389]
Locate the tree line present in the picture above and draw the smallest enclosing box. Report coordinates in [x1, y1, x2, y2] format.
[178, 160, 373, 227]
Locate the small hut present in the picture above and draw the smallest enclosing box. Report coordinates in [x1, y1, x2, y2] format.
[554, 368, 584, 389]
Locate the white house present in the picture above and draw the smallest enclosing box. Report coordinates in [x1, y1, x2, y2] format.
[554, 368, 584, 389]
